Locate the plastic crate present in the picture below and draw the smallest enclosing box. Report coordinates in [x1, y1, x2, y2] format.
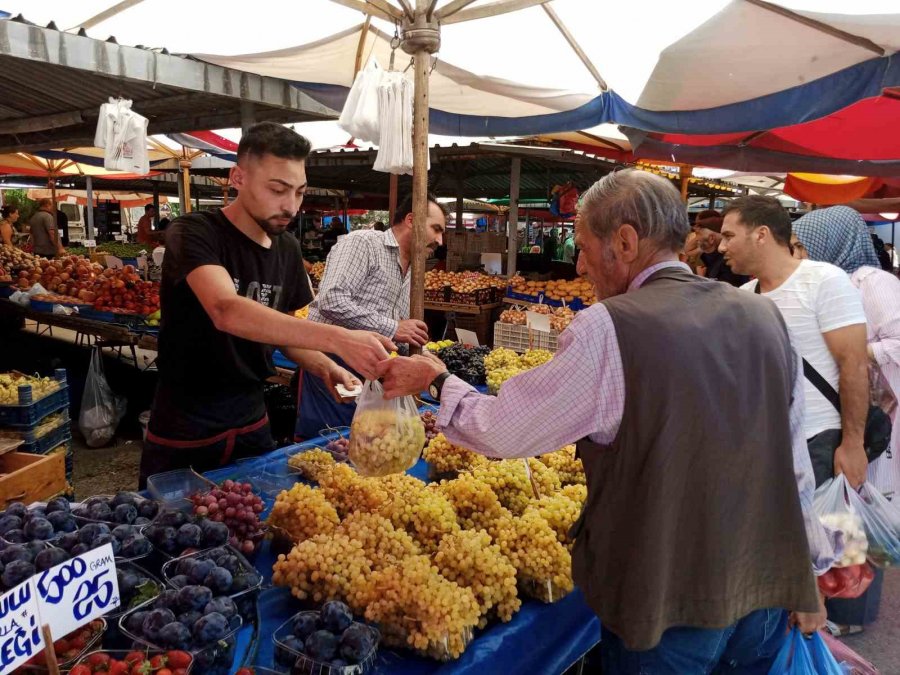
[493, 321, 558, 354]
[16, 415, 71, 455]
[147, 468, 216, 512]
[0, 369, 69, 428]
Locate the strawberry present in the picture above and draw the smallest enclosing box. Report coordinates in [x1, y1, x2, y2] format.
[125, 651, 145, 665]
[165, 651, 191, 669]
[149, 654, 167, 670]
[88, 652, 111, 667]
[69, 666, 92, 675]
[109, 661, 130, 675]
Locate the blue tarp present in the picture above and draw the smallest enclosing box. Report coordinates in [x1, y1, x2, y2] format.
[201, 429, 600, 673]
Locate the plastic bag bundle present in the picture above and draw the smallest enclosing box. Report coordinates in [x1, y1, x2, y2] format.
[768, 628, 843, 675]
[849, 484, 900, 567]
[348, 380, 425, 476]
[819, 631, 879, 675]
[373, 71, 425, 176]
[78, 346, 127, 448]
[337, 59, 384, 143]
[94, 97, 149, 175]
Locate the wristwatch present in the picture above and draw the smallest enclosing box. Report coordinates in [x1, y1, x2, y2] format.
[428, 371, 452, 401]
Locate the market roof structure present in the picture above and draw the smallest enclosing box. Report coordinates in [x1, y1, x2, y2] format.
[0, 14, 334, 154]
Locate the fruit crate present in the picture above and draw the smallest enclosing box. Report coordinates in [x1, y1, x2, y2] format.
[147, 468, 216, 513]
[19, 619, 107, 673]
[0, 369, 69, 427]
[15, 415, 71, 455]
[273, 610, 380, 675]
[0, 450, 67, 506]
[424, 286, 451, 303]
[70, 648, 193, 674]
[493, 322, 559, 354]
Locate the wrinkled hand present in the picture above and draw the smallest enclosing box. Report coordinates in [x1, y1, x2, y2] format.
[834, 442, 867, 489]
[378, 354, 447, 399]
[320, 361, 362, 403]
[789, 590, 827, 636]
[394, 319, 429, 347]
[336, 330, 396, 381]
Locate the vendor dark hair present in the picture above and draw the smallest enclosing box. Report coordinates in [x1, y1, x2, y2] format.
[579, 169, 689, 251]
[722, 196, 792, 247]
[237, 122, 312, 163]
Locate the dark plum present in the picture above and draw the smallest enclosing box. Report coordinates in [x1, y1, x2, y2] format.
[203, 596, 237, 619]
[203, 566, 233, 594]
[177, 584, 213, 612]
[305, 630, 339, 662]
[2, 560, 35, 588]
[142, 607, 176, 642]
[45, 498, 70, 514]
[339, 624, 376, 664]
[158, 620, 192, 649]
[113, 504, 138, 524]
[34, 547, 69, 571]
[292, 613, 319, 641]
[321, 600, 353, 633]
[0, 515, 22, 535]
[193, 611, 228, 643]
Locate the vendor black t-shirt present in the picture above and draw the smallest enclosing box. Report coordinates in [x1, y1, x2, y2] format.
[152, 209, 312, 435]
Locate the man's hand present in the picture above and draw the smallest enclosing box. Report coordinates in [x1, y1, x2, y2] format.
[834, 442, 868, 489]
[394, 319, 429, 347]
[789, 590, 827, 635]
[320, 361, 362, 403]
[334, 330, 396, 381]
[378, 353, 447, 399]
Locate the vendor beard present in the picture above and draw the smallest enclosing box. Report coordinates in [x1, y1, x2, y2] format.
[255, 212, 294, 236]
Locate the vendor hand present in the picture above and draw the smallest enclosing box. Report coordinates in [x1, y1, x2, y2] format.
[789, 590, 826, 636]
[336, 330, 396, 381]
[378, 353, 447, 399]
[394, 319, 429, 347]
[834, 442, 867, 489]
[321, 361, 362, 403]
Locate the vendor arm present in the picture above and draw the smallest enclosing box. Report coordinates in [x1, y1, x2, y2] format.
[313, 237, 399, 338]
[382, 306, 624, 458]
[282, 346, 361, 400]
[187, 265, 393, 380]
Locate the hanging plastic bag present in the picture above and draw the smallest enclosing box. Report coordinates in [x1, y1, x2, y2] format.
[813, 477, 875, 599]
[768, 628, 816, 675]
[807, 632, 845, 675]
[338, 58, 384, 143]
[818, 631, 879, 675]
[348, 380, 425, 476]
[78, 346, 127, 448]
[848, 483, 900, 567]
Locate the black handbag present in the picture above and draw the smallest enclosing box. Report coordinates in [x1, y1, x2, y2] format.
[802, 358, 892, 487]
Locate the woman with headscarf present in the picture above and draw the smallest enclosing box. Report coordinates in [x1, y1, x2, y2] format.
[793, 205, 900, 636]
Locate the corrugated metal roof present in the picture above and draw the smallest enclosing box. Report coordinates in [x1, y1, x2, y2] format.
[0, 15, 336, 154]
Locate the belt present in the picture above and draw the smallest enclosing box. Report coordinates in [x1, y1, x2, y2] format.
[146, 414, 270, 466]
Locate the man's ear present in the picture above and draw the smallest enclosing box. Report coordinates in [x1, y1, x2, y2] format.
[616, 223, 641, 263]
[230, 164, 245, 190]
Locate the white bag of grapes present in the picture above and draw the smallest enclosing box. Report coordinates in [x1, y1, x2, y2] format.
[348, 380, 425, 476]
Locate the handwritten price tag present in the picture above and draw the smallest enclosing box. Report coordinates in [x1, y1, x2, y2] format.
[105, 256, 124, 270]
[0, 581, 43, 675]
[525, 310, 551, 333]
[455, 328, 480, 347]
[33, 544, 119, 641]
[83, 240, 97, 249]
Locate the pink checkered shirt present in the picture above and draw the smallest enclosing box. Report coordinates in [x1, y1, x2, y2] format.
[438, 261, 840, 573]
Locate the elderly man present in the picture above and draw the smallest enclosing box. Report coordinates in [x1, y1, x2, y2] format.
[380, 170, 839, 674]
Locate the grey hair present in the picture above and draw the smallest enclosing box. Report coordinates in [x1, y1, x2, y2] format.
[579, 169, 689, 251]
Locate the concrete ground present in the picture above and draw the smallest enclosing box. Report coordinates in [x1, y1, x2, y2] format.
[4, 320, 898, 673]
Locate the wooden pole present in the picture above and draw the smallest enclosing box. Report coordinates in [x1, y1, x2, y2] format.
[388, 173, 398, 226]
[409, 49, 430, 343]
[507, 157, 521, 276]
[85, 175, 95, 241]
[41, 624, 60, 675]
[455, 174, 465, 231]
[680, 165, 692, 203]
[180, 160, 193, 214]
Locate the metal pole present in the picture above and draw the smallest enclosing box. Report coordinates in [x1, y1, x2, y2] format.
[85, 175, 95, 240]
[507, 157, 521, 276]
[455, 175, 464, 231]
[409, 49, 430, 339]
[152, 184, 159, 227]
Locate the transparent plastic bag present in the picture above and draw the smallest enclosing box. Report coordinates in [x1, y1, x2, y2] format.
[348, 380, 424, 476]
[819, 631, 879, 675]
[338, 58, 383, 144]
[851, 484, 900, 567]
[78, 346, 126, 447]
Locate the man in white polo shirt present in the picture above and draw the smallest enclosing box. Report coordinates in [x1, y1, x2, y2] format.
[719, 197, 870, 489]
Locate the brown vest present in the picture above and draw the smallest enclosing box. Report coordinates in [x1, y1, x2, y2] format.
[571, 267, 819, 650]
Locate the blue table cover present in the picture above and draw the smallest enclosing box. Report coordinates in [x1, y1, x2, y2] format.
[201, 427, 600, 673]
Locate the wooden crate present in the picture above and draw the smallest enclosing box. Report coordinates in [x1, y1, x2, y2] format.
[0, 451, 66, 505]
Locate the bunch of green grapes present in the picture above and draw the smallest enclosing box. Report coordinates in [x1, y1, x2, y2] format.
[519, 348, 554, 369]
[485, 366, 523, 395]
[423, 433, 488, 476]
[286, 448, 336, 482]
[349, 408, 426, 476]
[433, 530, 521, 627]
[558, 483, 588, 507]
[526, 492, 583, 549]
[527, 458, 563, 497]
[538, 445, 586, 486]
[0, 373, 59, 404]
[273, 532, 373, 611]
[337, 511, 421, 570]
[488, 510, 574, 603]
[359, 555, 480, 660]
[318, 462, 389, 518]
[267, 482, 340, 543]
[434, 474, 507, 532]
[483, 347, 520, 371]
[380, 482, 461, 553]
[471, 460, 534, 514]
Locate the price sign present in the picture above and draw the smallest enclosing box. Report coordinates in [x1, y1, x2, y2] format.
[525, 310, 551, 333]
[0, 581, 44, 674]
[33, 544, 119, 641]
[105, 256, 124, 270]
[83, 240, 97, 249]
[114, 234, 127, 242]
[455, 328, 480, 347]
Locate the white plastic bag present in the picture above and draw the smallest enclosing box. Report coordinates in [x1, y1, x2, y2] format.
[814, 476, 868, 567]
[850, 484, 900, 566]
[348, 380, 425, 476]
[338, 58, 384, 143]
[373, 71, 423, 175]
[78, 346, 127, 447]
